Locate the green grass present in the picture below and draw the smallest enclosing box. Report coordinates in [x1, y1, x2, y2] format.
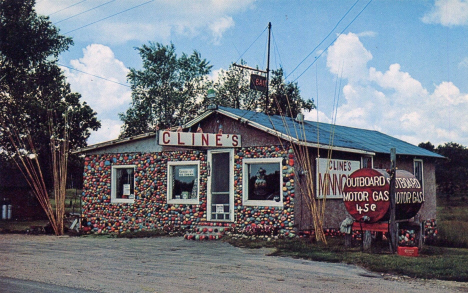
[49, 189, 82, 215]
[436, 195, 468, 248]
[225, 237, 468, 282]
[224, 194, 468, 282]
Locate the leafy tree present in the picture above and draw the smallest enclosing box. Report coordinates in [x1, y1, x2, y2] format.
[120, 42, 212, 137]
[0, 0, 100, 234]
[434, 142, 468, 199]
[210, 64, 314, 118]
[418, 141, 435, 153]
[1, 0, 100, 152]
[267, 68, 315, 118]
[210, 61, 262, 111]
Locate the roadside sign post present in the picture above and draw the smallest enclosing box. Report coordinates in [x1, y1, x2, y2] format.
[389, 148, 397, 253]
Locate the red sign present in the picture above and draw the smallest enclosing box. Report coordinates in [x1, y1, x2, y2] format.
[343, 169, 390, 223]
[343, 169, 424, 223]
[250, 74, 267, 92]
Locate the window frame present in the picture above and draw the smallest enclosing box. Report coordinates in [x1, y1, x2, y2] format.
[111, 165, 136, 204]
[242, 158, 283, 207]
[361, 156, 373, 168]
[414, 159, 424, 190]
[167, 161, 200, 205]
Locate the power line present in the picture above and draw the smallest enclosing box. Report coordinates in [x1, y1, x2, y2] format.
[235, 26, 268, 64]
[49, 1, 87, 16]
[64, 0, 154, 34]
[286, 0, 361, 79]
[59, 63, 131, 88]
[292, 0, 373, 83]
[271, 31, 284, 74]
[56, 0, 116, 24]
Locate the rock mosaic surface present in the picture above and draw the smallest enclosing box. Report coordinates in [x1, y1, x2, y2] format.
[81, 146, 296, 237]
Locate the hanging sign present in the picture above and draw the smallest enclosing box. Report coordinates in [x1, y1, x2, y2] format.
[250, 74, 267, 92]
[158, 131, 241, 147]
[316, 158, 361, 199]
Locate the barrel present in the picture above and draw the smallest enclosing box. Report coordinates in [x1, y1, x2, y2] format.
[342, 169, 424, 223]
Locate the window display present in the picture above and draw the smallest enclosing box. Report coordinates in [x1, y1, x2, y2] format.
[111, 165, 135, 203]
[243, 159, 282, 206]
[168, 162, 199, 204]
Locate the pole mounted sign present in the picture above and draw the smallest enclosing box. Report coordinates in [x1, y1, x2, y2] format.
[250, 74, 267, 92]
[342, 168, 424, 223]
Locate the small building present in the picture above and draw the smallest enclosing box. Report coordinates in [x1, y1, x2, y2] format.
[74, 106, 442, 237]
[0, 162, 45, 221]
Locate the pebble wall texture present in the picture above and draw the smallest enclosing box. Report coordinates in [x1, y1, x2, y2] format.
[81, 146, 296, 237]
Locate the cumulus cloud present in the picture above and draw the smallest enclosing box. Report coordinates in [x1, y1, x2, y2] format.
[62, 44, 131, 144]
[422, 0, 468, 26]
[37, 0, 256, 45]
[64, 44, 131, 114]
[459, 57, 468, 68]
[326, 32, 372, 82]
[209, 16, 235, 45]
[320, 32, 468, 146]
[87, 119, 123, 145]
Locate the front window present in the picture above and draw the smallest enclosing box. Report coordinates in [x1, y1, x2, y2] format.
[414, 159, 423, 188]
[361, 156, 373, 168]
[111, 165, 135, 203]
[167, 161, 200, 204]
[243, 158, 283, 206]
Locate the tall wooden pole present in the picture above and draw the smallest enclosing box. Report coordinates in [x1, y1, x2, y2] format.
[265, 22, 271, 113]
[389, 147, 398, 253]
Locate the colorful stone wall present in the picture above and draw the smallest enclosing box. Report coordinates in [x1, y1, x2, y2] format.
[233, 146, 296, 238]
[81, 146, 296, 237]
[82, 150, 208, 234]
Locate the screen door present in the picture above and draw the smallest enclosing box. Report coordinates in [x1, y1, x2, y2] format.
[207, 149, 233, 221]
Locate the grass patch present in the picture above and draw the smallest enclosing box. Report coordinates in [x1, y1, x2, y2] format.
[436, 195, 468, 248]
[49, 189, 82, 215]
[225, 237, 468, 282]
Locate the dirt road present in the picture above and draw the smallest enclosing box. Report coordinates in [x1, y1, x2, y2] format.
[0, 234, 466, 293]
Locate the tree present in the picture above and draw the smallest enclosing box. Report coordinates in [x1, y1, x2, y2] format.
[120, 42, 212, 137]
[210, 61, 262, 111]
[418, 141, 435, 153]
[0, 0, 100, 235]
[434, 142, 468, 199]
[267, 68, 315, 118]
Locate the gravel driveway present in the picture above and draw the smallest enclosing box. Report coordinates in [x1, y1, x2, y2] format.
[0, 234, 466, 293]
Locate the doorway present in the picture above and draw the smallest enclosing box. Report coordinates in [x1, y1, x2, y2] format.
[207, 149, 234, 221]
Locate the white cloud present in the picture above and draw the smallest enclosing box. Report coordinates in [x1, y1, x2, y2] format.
[322, 32, 468, 147]
[303, 109, 332, 124]
[62, 44, 131, 143]
[64, 44, 131, 115]
[422, 0, 468, 26]
[37, 0, 256, 45]
[357, 31, 377, 37]
[459, 57, 468, 68]
[326, 33, 373, 82]
[87, 119, 123, 145]
[209, 16, 235, 45]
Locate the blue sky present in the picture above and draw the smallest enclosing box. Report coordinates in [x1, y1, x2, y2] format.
[35, 0, 468, 147]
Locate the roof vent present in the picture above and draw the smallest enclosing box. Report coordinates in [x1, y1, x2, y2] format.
[295, 113, 304, 122]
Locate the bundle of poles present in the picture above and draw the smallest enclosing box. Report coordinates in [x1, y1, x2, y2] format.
[2, 111, 69, 236]
[271, 96, 331, 244]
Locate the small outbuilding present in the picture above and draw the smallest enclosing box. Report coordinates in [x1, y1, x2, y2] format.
[74, 106, 442, 238]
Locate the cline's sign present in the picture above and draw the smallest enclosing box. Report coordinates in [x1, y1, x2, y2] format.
[158, 131, 241, 147]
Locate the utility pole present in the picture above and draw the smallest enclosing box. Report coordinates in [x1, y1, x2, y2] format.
[389, 147, 398, 253]
[265, 22, 271, 113]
